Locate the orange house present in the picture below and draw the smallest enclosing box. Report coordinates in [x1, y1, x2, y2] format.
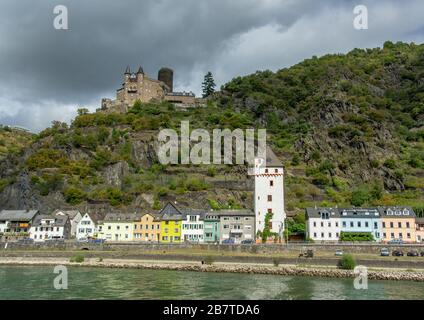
[380, 207, 417, 243]
[133, 213, 161, 242]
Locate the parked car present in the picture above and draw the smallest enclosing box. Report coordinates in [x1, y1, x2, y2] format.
[222, 238, 235, 245]
[89, 239, 105, 244]
[392, 250, 404, 257]
[380, 248, 390, 257]
[241, 239, 254, 245]
[299, 250, 314, 258]
[388, 239, 404, 245]
[407, 250, 419, 257]
[335, 250, 344, 256]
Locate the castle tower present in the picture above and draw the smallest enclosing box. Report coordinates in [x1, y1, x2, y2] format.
[136, 66, 144, 81]
[124, 66, 131, 83]
[158, 67, 174, 93]
[254, 147, 286, 240]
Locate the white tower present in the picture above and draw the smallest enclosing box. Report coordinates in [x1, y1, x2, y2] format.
[254, 147, 286, 239]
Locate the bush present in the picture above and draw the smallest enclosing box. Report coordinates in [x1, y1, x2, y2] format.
[273, 258, 280, 267]
[338, 254, 356, 270]
[70, 254, 85, 263]
[340, 232, 374, 242]
[64, 187, 86, 205]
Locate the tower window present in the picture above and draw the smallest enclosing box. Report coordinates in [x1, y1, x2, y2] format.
[270, 181, 274, 187]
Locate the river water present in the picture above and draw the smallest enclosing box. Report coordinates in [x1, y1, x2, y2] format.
[0, 266, 423, 300]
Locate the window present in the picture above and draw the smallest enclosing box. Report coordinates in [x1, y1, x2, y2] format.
[390, 222, 394, 228]
[313, 222, 316, 227]
[399, 233, 403, 239]
[268, 195, 272, 202]
[365, 222, 369, 228]
[321, 222, 324, 227]
[407, 233, 411, 239]
[275, 169, 278, 173]
[350, 222, 354, 228]
[358, 222, 361, 228]
[270, 181, 274, 187]
[342, 222, 346, 227]
[383, 233, 386, 238]
[336, 233, 339, 237]
[328, 222, 331, 227]
[391, 233, 395, 239]
[108, 226, 111, 230]
[398, 222, 402, 228]
[374, 222, 378, 229]
[329, 233, 332, 238]
[336, 222, 339, 227]
[406, 222, 410, 228]
[321, 233, 324, 238]
[382, 222, 386, 228]
[313, 233, 317, 238]
[265, 169, 269, 173]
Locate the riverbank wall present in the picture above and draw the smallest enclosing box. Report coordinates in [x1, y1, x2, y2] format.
[1, 257, 424, 282]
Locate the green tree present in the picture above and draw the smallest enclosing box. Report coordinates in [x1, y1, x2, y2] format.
[202, 72, 216, 98]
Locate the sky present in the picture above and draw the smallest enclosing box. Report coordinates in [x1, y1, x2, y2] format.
[0, 0, 423, 132]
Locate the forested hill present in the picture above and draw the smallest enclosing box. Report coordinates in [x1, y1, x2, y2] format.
[0, 41, 423, 217]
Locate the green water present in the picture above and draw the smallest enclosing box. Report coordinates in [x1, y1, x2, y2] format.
[0, 266, 423, 300]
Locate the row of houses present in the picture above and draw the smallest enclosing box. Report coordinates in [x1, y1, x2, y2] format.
[306, 207, 424, 243]
[0, 204, 256, 244]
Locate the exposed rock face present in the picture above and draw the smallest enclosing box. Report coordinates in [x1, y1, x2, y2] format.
[103, 161, 129, 188]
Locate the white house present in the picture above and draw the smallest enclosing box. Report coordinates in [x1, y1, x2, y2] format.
[53, 210, 82, 238]
[254, 147, 286, 238]
[29, 214, 71, 242]
[306, 208, 342, 242]
[181, 209, 206, 243]
[76, 212, 103, 240]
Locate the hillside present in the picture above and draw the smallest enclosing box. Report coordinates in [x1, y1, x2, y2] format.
[0, 41, 423, 217]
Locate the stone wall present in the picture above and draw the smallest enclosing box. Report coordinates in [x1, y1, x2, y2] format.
[1, 241, 424, 254]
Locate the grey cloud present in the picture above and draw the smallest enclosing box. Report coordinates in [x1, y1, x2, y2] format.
[0, 0, 423, 131]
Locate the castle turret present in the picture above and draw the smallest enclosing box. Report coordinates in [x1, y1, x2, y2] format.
[124, 66, 131, 82]
[158, 67, 174, 93]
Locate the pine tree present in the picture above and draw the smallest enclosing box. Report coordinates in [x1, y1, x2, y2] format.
[202, 72, 216, 98]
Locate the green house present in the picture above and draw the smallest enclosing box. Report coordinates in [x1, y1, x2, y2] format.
[204, 213, 220, 243]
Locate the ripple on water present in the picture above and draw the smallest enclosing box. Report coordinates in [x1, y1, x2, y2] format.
[0, 266, 424, 300]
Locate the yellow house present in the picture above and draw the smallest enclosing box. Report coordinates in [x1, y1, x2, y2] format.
[380, 207, 417, 243]
[134, 213, 161, 242]
[159, 203, 183, 243]
[100, 213, 137, 242]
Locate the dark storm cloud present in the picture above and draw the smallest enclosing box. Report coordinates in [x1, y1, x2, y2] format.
[0, 0, 423, 131]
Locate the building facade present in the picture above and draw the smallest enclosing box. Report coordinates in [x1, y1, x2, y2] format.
[76, 213, 103, 240]
[159, 203, 183, 243]
[100, 213, 137, 242]
[53, 210, 82, 238]
[306, 208, 341, 242]
[219, 210, 255, 243]
[181, 210, 206, 243]
[416, 218, 424, 243]
[29, 214, 71, 242]
[380, 207, 416, 243]
[254, 148, 286, 239]
[204, 213, 220, 243]
[339, 208, 382, 242]
[133, 213, 161, 242]
[0, 210, 39, 240]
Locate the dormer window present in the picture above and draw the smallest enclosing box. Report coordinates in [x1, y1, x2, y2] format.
[403, 209, 409, 216]
[387, 209, 393, 215]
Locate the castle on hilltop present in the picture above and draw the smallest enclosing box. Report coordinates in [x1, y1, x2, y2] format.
[101, 66, 203, 112]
